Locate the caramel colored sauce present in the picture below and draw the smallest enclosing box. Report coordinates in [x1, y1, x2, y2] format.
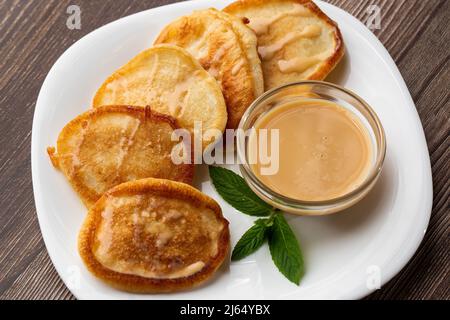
[258, 25, 322, 61]
[278, 56, 321, 73]
[250, 100, 373, 201]
[248, 4, 311, 36]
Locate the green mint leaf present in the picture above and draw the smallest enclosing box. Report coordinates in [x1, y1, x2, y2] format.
[232, 219, 269, 261]
[209, 166, 272, 216]
[268, 213, 304, 285]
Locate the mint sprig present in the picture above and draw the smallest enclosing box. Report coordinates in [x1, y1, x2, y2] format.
[231, 219, 269, 261]
[209, 166, 304, 285]
[269, 214, 304, 285]
[209, 166, 273, 216]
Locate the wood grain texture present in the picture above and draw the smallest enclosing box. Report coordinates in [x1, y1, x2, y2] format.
[0, 0, 448, 300]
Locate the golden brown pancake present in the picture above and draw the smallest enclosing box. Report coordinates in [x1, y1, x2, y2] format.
[224, 0, 345, 90]
[78, 178, 230, 293]
[93, 45, 227, 150]
[155, 9, 263, 129]
[47, 105, 194, 208]
[210, 9, 264, 98]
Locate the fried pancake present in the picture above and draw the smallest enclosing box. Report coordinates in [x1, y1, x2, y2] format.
[47, 105, 194, 208]
[78, 178, 230, 293]
[210, 9, 264, 98]
[155, 9, 263, 129]
[93, 45, 227, 149]
[224, 0, 345, 90]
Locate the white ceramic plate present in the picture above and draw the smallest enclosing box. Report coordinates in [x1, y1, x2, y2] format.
[32, 0, 433, 300]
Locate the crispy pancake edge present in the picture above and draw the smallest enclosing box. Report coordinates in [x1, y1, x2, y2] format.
[78, 178, 230, 293]
[154, 10, 258, 129]
[224, 0, 345, 82]
[208, 9, 264, 99]
[47, 105, 195, 208]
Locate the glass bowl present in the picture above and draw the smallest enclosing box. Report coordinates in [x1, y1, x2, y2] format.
[237, 81, 386, 215]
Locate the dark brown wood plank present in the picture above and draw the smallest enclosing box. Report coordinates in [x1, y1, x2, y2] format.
[0, 0, 448, 300]
[1, 248, 75, 300]
[366, 0, 450, 299]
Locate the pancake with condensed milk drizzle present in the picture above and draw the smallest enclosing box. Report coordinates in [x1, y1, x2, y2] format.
[78, 178, 230, 293]
[93, 45, 227, 150]
[224, 0, 344, 90]
[155, 9, 263, 129]
[47, 105, 194, 208]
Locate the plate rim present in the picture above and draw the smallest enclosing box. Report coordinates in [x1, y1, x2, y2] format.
[31, 0, 433, 300]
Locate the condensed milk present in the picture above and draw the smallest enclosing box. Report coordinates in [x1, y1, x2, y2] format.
[250, 100, 373, 201]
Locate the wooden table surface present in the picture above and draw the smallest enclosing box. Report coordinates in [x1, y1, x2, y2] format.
[0, 0, 448, 300]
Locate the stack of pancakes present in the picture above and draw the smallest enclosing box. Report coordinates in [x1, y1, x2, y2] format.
[48, 0, 344, 293]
